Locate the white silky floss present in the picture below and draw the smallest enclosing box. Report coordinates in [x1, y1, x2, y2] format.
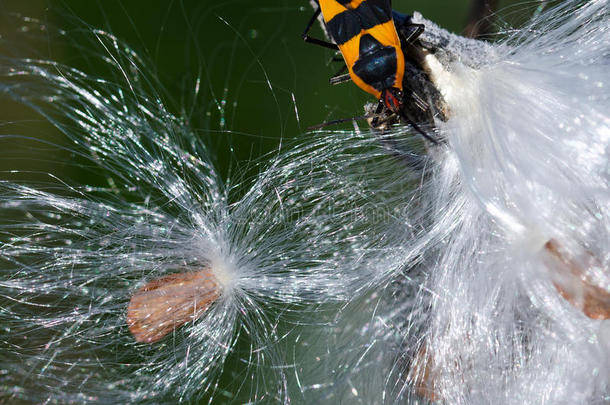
[0, 18, 419, 403]
[300, 1, 609, 403]
[393, 1, 610, 404]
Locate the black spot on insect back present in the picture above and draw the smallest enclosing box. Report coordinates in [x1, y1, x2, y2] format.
[353, 34, 397, 91]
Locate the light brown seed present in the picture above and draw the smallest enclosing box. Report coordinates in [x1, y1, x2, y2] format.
[544, 239, 610, 320]
[127, 269, 221, 343]
[408, 345, 440, 402]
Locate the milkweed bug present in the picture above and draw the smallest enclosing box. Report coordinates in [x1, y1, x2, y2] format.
[303, 0, 437, 144]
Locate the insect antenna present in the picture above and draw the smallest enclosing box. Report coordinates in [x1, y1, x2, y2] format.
[398, 110, 440, 145]
[307, 114, 371, 131]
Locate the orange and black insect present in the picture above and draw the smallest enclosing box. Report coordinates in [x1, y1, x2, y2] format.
[303, 0, 437, 144]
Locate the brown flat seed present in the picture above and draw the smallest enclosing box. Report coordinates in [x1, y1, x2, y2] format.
[127, 269, 221, 343]
[408, 345, 440, 402]
[544, 239, 610, 320]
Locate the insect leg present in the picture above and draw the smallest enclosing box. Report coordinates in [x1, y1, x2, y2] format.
[329, 73, 351, 85]
[403, 23, 425, 43]
[302, 7, 339, 50]
[396, 22, 425, 46]
[370, 100, 386, 128]
[329, 64, 350, 85]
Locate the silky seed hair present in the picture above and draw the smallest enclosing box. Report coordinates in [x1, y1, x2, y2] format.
[0, 12, 428, 403]
[286, 1, 610, 403]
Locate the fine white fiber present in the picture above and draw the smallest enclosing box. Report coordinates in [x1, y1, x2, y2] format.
[0, 1, 609, 404]
[291, 1, 610, 404]
[0, 14, 424, 404]
[430, 2, 610, 402]
[335, 1, 610, 403]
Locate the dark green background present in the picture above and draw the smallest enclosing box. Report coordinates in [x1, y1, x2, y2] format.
[1, 0, 539, 181]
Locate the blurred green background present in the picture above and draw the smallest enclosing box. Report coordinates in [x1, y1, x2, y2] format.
[0, 0, 542, 181]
